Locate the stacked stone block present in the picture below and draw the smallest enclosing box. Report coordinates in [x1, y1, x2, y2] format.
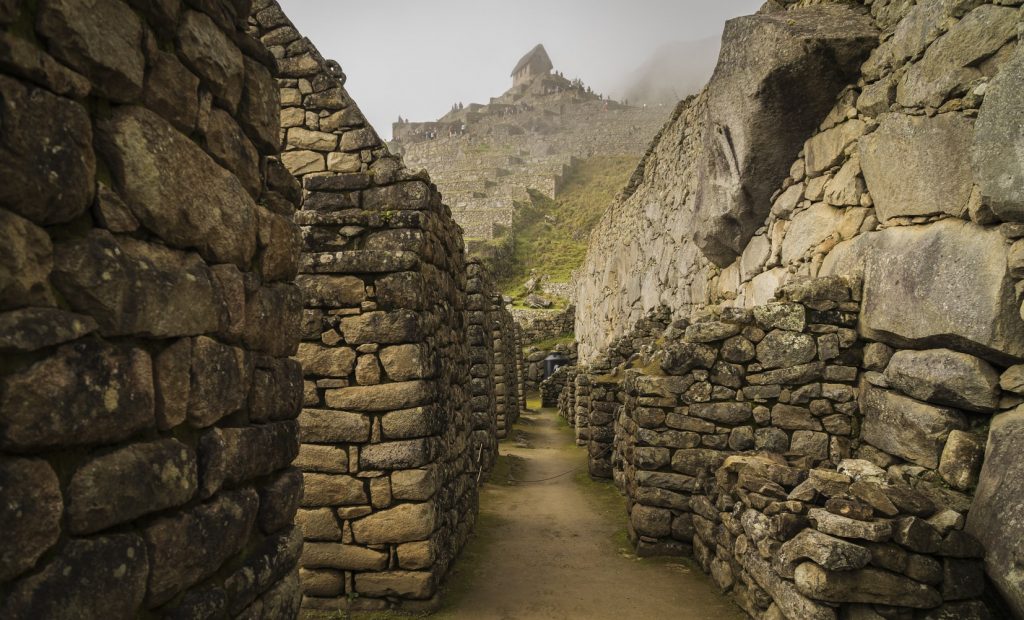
[573, 373, 593, 447]
[252, 1, 497, 612]
[492, 297, 523, 438]
[540, 364, 572, 408]
[557, 367, 578, 425]
[0, 0, 304, 616]
[594, 275, 1023, 617]
[467, 260, 498, 473]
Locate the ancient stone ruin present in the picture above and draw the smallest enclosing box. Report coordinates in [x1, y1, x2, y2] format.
[2, 0, 1024, 618]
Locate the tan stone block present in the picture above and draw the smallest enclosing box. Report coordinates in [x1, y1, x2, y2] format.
[354, 570, 434, 599]
[327, 151, 361, 173]
[391, 469, 437, 501]
[351, 502, 434, 544]
[295, 508, 342, 541]
[281, 150, 324, 175]
[302, 542, 386, 571]
[295, 343, 355, 378]
[298, 409, 370, 444]
[396, 541, 434, 570]
[379, 344, 429, 381]
[299, 568, 343, 597]
[301, 473, 366, 507]
[294, 444, 348, 474]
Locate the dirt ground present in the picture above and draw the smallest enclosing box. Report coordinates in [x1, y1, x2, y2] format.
[430, 405, 746, 620]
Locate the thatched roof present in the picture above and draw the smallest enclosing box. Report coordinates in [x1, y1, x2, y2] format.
[511, 44, 553, 77]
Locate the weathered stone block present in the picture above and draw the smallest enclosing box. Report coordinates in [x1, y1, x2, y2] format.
[0, 341, 154, 450]
[340, 310, 422, 344]
[0, 457, 62, 581]
[0, 534, 148, 618]
[351, 502, 435, 544]
[296, 274, 365, 308]
[0, 307, 96, 352]
[298, 409, 371, 443]
[301, 473, 366, 507]
[258, 468, 303, 534]
[827, 219, 1024, 364]
[97, 106, 258, 268]
[794, 562, 942, 608]
[143, 489, 258, 606]
[69, 438, 196, 535]
[198, 421, 299, 497]
[52, 231, 224, 338]
[0, 76, 94, 225]
[354, 571, 434, 600]
[973, 43, 1024, 223]
[965, 405, 1024, 616]
[296, 342, 356, 377]
[325, 380, 433, 412]
[391, 468, 437, 501]
[302, 542, 386, 571]
[177, 9, 244, 110]
[360, 439, 432, 470]
[883, 348, 1000, 413]
[859, 113, 974, 222]
[188, 336, 251, 428]
[756, 330, 817, 369]
[36, 0, 144, 102]
[860, 383, 967, 469]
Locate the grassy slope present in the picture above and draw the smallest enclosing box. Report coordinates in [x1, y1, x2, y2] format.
[495, 156, 637, 298]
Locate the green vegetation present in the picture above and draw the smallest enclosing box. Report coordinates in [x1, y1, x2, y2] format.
[526, 333, 576, 352]
[493, 156, 637, 298]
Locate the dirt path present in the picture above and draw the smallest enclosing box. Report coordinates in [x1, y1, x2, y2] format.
[433, 407, 746, 620]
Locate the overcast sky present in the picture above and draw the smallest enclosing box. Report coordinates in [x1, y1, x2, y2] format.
[277, 1, 763, 139]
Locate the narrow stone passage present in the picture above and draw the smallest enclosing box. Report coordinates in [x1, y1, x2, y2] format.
[433, 406, 745, 620]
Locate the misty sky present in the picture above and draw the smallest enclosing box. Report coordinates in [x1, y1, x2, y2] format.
[277, 1, 763, 139]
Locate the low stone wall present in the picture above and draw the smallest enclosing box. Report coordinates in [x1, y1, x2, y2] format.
[467, 260, 498, 473]
[254, 2, 511, 612]
[540, 364, 573, 408]
[559, 276, 1022, 617]
[512, 305, 575, 346]
[1, 0, 303, 616]
[493, 301, 524, 438]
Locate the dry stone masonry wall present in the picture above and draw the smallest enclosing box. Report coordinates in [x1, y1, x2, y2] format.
[557, 277, 1019, 617]
[0, 0, 305, 617]
[252, 1, 520, 613]
[574, 2, 1024, 615]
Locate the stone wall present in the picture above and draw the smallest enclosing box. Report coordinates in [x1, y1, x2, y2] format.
[558, 275, 1024, 617]
[574, 3, 1024, 611]
[467, 260, 499, 473]
[511, 304, 575, 346]
[0, 0, 304, 616]
[492, 298, 524, 439]
[252, 2, 509, 612]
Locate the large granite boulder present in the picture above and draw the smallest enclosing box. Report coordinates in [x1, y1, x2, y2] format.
[693, 5, 877, 266]
[972, 44, 1024, 222]
[966, 405, 1024, 617]
[883, 348, 1001, 413]
[823, 218, 1024, 364]
[859, 113, 974, 222]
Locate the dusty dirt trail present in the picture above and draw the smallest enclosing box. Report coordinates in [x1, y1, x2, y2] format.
[433, 406, 745, 620]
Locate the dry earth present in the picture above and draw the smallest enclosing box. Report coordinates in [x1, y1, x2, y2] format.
[430, 405, 745, 620]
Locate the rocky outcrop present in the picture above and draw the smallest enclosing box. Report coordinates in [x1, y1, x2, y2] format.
[0, 0, 303, 616]
[694, 5, 878, 266]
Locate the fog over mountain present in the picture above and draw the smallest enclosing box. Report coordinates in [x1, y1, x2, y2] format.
[616, 37, 722, 105]
[277, 0, 762, 138]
